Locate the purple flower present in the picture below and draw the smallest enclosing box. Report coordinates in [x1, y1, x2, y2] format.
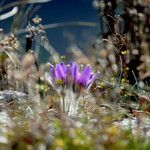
[49, 62, 99, 90]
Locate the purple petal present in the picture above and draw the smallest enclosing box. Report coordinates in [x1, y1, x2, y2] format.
[55, 63, 66, 81]
[65, 64, 74, 87]
[49, 64, 55, 79]
[71, 62, 79, 83]
[78, 66, 91, 87]
[60, 62, 67, 73]
[87, 72, 100, 89]
[66, 64, 72, 76]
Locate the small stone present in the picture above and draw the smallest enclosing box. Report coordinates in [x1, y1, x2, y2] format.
[0, 90, 28, 103]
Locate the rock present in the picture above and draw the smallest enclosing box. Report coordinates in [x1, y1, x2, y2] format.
[114, 117, 150, 137]
[0, 110, 14, 144]
[0, 110, 14, 125]
[0, 90, 28, 103]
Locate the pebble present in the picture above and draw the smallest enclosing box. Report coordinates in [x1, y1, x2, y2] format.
[0, 90, 28, 103]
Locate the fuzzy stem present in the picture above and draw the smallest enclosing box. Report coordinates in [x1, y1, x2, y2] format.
[62, 97, 65, 112]
[62, 95, 65, 113]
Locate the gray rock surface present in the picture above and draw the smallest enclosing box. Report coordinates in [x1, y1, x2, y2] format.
[0, 90, 28, 103]
[114, 117, 150, 137]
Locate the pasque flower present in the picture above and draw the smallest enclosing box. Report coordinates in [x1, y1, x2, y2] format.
[49, 62, 99, 91]
[49, 62, 99, 115]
